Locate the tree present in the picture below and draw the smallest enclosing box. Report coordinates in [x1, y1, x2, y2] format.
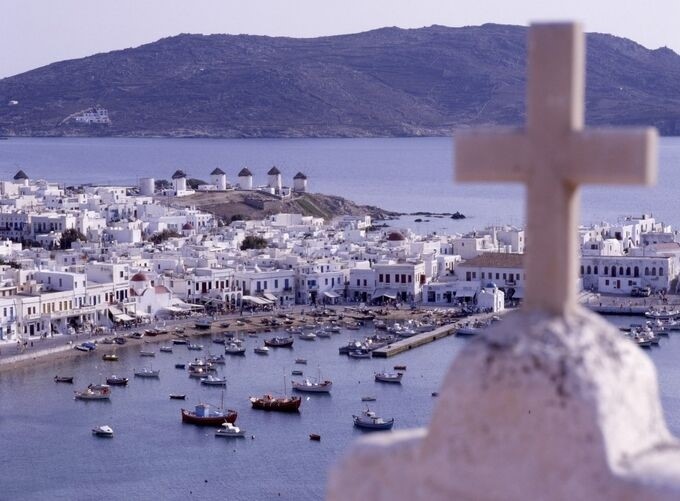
[148, 229, 181, 245]
[240, 235, 268, 251]
[59, 228, 87, 249]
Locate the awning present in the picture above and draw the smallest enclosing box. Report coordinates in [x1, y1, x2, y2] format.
[263, 293, 278, 302]
[134, 311, 150, 318]
[373, 289, 397, 300]
[108, 306, 124, 316]
[112, 313, 134, 322]
[323, 291, 340, 299]
[242, 295, 272, 306]
[162, 306, 185, 313]
[454, 290, 476, 298]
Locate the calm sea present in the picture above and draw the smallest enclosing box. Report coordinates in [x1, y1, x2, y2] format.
[1, 137, 680, 499]
[1, 137, 680, 233]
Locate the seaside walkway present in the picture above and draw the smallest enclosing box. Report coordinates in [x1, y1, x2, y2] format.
[371, 323, 458, 358]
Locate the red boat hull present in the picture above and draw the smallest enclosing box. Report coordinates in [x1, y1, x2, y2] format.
[181, 408, 237, 425]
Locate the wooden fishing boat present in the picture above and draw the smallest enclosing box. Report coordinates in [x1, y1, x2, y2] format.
[264, 336, 294, 348]
[181, 402, 237, 425]
[249, 394, 301, 412]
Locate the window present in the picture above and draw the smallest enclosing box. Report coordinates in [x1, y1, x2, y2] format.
[364, 279, 367, 286]
[604, 266, 609, 275]
[660, 268, 664, 277]
[408, 275, 412, 283]
[401, 274, 406, 284]
[274, 280, 278, 288]
[357, 279, 360, 286]
[386, 275, 390, 283]
[379, 274, 384, 283]
[481, 272, 485, 279]
[586, 266, 591, 275]
[594, 266, 598, 275]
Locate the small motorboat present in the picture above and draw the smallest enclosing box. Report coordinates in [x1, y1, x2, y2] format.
[54, 376, 74, 384]
[173, 339, 188, 345]
[170, 394, 187, 400]
[295, 358, 307, 365]
[291, 370, 304, 376]
[130, 332, 144, 339]
[92, 425, 114, 438]
[254, 346, 270, 355]
[298, 332, 316, 341]
[264, 336, 294, 348]
[160, 346, 173, 353]
[375, 371, 403, 383]
[309, 434, 321, 441]
[175, 363, 186, 370]
[348, 350, 371, 359]
[201, 375, 227, 386]
[215, 422, 246, 438]
[207, 354, 226, 365]
[292, 377, 333, 393]
[106, 375, 129, 386]
[140, 350, 155, 357]
[187, 344, 203, 351]
[361, 396, 377, 402]
[225, 342, 246, 356]
[102, 353, 119, 361]
[134, 368, 160, 378]
[219, 322, 230, 329]
[212, 338, 226, 345]
[353, 408, 394, 430]
[393, 365, 407, 371]
[75, 385, 111, 400]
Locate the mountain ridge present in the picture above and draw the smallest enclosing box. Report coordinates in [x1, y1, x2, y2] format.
[2, 24, 680, 137]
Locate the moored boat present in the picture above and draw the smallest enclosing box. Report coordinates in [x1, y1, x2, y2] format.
[292, 377, 333, 393]
[254, 346, 270, 355]
[181, 402, 237, 426]
[348, 349, 371, 359]
[201, 375, 227, 386]
[374, 371, 403, 383]
[102, 353, 119, 361]
[187, 343, 203, 351]
[92, 425, 114, 437]
[225, 342, 246, 355]
[75, 385, 111, 400]
[215, 422, 246, 438]
[54, 375, 74, 383]
[264, 336, 294, 348]
[140, 350, 155, 357]
[134, 368, 160, 378]
[106, 375, 129, 386]
[195, 317, 214, 330]
[249, 394, 301, 412]
[353, 408, 394, 430]
[160, 346, 173, 353]
[169, 394, 186, 400]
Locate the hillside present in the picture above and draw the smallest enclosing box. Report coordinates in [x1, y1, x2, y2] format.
[161, 191, 399, 222]
[2, 24, 680, 137]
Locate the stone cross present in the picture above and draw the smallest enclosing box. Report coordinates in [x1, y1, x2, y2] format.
[455, 23, 657, 315]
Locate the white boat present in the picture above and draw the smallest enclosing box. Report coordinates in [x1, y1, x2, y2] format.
[353, 408, 394, 430]
[298, 332, 317, 341]
[292, 377, 333, 393]
[295, 358, 307, 365]
[375, 371, 403, 383]
[134, 368, 160, 378]
[187, 344, 204, 351]
[140, 350, 155, 357]
[201, 375, 227, 386]
[160, 346, 173, 353]
[215, 422, 246, 438]
[315, 330, 332, 338]
[225, 342, 246, 355]
[92, 425, 114, 437]
[254, 346, 270, 355]
[75, 385, 111, 400]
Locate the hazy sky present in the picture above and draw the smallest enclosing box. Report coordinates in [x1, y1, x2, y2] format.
[2, 0, 679, 79]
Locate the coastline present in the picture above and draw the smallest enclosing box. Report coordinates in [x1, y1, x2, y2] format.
[0, 306, 458, 375]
